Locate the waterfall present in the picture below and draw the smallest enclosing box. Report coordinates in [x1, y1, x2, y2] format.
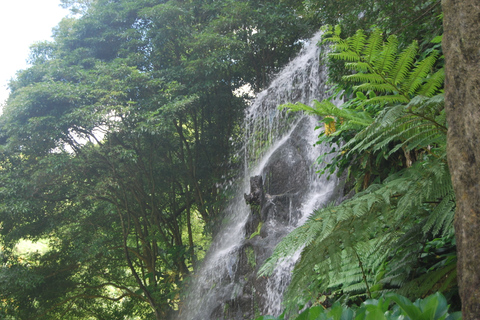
[178, 30, 340, 320]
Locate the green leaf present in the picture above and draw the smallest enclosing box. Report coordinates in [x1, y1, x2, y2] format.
[307, 306, 325, 319]
[386, 293, 424, 319]
[364, 305, 387, 320]
[445, 312, 462, 320]
[423, 292, 448, 319]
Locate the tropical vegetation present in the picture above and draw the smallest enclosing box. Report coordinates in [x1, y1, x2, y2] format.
[0, 0, 477, 319]
[0, 0, 316, 318]
[260, 23, 457, 319]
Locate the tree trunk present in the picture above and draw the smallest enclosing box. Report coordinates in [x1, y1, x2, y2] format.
[442, 1, 480, 318]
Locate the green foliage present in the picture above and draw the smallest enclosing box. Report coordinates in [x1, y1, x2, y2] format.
[254, 292, 461, 320]
[304, 0, 443, 86]
[266, 27, 456, 315]
[323, 26, 444, 103]
[261, 157, 456, 309]
[283, 25, 445, 189]
[0, 0, 450, 318]
[0, 0, 319, 318]
[301, 0, 443, 43]
[249, 221, 264, 240]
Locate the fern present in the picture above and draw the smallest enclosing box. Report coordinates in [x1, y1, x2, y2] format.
[344, 94, 447, 160]
[324, 26, 443, 107]
[260, 158, 456, 314]
[362, 28, 383, 64]
[391, 41, 418, 85]
[418, 68, 445, 96]
[267, 27, 456, 315]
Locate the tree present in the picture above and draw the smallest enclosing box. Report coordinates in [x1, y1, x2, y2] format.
[0, 0, 317, 318]
[442, 0, 480, 319]
[0, 59, 191, 319]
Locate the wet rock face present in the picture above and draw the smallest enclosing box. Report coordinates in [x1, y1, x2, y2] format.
[244, 176, 265, 207]
[223, 117, 320, 318]
[263, 119, 311, 197]
[261, 117, 313, 225]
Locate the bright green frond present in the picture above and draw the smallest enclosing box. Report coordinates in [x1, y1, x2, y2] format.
[334, 24, 342, 36]
[345, 62, 371, 72]
[279, 101, 321, 116]
[333, 42, 350, 51]
[348, 29, 367, 54]
[363, 94, 409, 106]
[343, 73, 385, 84]
[372, 35, 398, 75]
[389, 41, 418, 86]
[353, 83, 399, 95]
[403, 52, 439, 95]
[362, 28, 383, 63]
[417, 68, 445, 97]
[329, 51, 362, 62]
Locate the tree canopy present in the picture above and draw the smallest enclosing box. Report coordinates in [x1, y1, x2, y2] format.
[0, 0, 315, 318]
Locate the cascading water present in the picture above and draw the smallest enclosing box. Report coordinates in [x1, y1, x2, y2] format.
[178, 30, 341, 320]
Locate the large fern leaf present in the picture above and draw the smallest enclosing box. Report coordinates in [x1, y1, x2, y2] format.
[361, 28, 383, 64]
[371, 35, 399, 75]
[324, 26, 442, 106]
[389, 41, 418, 85]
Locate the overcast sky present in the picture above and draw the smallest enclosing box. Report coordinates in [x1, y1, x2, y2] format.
[0, 0, 69, 105]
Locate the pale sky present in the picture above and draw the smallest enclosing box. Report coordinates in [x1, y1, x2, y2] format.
[0, 0, 69, 105]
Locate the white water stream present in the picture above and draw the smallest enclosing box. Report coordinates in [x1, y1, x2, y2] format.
[178, 30, 340, 319]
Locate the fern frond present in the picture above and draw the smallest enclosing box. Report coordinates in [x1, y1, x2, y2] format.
[329, 51, 361, 62]
[417, 68, 445, 97]
[405, 94, 447, 133]
[372, 35, 398, 75]
[279, 102, 319, 116]
[353, 85, 403, 98]
[403, 52, 439, 95]
[348, 29, 367, 54]
[344, 62, 371, 72]
[389, 41, 418, 85]
[281, 100, 374, 130]
[399, 125, 445, 152]
[321, 24, 343, 45]
[334, 24, 342, 36]
[407, 94, 444, 113]
[395, 263, 456, 299]
[343, 94, 446, 160]
[276, 153, 454, 309]
[362, 28, 383, 63]
[423, 191, 455, 236]
[343, 73, 385, 84]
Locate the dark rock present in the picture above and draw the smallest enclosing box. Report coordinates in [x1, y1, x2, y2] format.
[244, 175, 265, 206]
[226, 118, 328, 317]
